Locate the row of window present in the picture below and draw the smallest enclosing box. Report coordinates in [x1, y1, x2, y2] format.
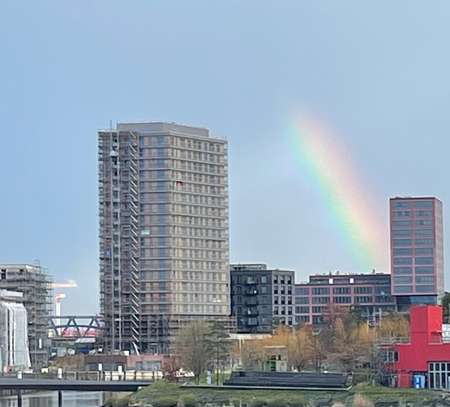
[138, 159, 225, 175]
[393, 248, 433, 256]
[393, 285, 435, 293]
[393, 276, 434, 285]
[138, 183, 225, 195]
[139, 135, 224, 153]
[392, 200, 434, 209]
[392, 238, 434, 246]
[393, 210, 433, 218]
[393, 266, 434, 275]
[140, 171, 224, 185]
[295, 286, 389, 295]
[392, 220, 434, 227]
[393, 257, 434, 265]
[295, 296, 393, 305]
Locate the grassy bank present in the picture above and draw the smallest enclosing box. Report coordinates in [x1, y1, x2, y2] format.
[105, 381, 447, 407]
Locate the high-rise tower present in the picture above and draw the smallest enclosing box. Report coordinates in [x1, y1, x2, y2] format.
[98, 122, 229, 353]
[389, 197, 444, 310]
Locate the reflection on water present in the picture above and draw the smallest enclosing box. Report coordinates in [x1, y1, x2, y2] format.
[0, 391, 105, 407]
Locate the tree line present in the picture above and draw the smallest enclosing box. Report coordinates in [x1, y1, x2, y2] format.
[167, 307, 410, 384]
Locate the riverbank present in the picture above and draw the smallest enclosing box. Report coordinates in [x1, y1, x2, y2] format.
[105, 381, 450, 407]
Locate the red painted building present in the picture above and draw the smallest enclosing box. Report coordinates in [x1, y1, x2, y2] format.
[393, 305, 450, 389]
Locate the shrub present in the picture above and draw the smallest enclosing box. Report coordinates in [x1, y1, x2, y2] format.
[249, 398, 268, 407]
[178, 394, 199, 407]
[151, 397, 179, 407]
[353, 394, 374, 407]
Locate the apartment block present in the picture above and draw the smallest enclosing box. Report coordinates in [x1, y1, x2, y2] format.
[0, 264, 52, 368]
[230, 264, 295, 333]
[98, 122, 229, 354]
[390, 197, 444, 310]
[294, 272, 396, 325]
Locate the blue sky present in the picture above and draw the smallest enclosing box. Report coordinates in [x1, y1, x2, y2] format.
[1, 1, 450, 313]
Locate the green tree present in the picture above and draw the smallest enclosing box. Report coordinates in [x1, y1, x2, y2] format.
[205, 321, 232, 384]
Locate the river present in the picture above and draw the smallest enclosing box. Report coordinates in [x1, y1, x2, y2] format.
[0, 391, 107, 406]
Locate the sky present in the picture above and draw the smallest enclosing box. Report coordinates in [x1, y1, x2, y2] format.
[1, 1, 450, 314]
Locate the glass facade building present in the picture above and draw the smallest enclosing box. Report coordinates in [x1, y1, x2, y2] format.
[99, 122, 229, 353]
[389, 197, 444, 308]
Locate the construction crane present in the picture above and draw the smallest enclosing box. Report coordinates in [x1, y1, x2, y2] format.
[50, 280, 78, 289]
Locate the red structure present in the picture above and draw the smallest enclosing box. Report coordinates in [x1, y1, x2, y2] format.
[393, 305, 450, 389]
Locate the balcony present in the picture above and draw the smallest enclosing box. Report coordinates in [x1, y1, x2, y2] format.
[246, 309, 259, 317]
[244, 288, 258, 296]
[245, 298, 259, 307]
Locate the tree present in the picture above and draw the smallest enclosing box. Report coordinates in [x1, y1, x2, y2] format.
[205, 321, 232, 384]
[161, 356, 181, 382]
[287, 325, 313, 371]
[172, 320, 211, 384]
[441, 292, 450, 324]
[376, 313, 409, 341]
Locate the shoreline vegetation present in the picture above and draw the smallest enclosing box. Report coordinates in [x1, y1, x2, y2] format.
[105, 381, 450, 407]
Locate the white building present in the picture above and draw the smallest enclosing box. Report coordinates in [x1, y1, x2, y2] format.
[0, 290, 31, 371]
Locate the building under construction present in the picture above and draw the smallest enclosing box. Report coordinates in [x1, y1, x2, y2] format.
[0, 264, 53, 368]
[98, 122, 230, 354]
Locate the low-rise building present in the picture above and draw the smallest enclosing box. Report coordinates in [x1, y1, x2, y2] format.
[391, 305, 450, 389]
[230, 264, 295, 333]
[294, 272, 396, 325]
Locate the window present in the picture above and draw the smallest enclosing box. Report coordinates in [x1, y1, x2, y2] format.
[394, 248, 413, 256]
[415, 267, 434, 274]
[416, 220, 433, 226]
[416, 276, 434, 284]
[415, 229, 433, 237]
[414, 200, 433, 209]
[392, 220, 412, 228]
[354, 287, 372, 294]
[312, 297, 329, 304]
[416, 285, 435, 293]
[415, 248, 433, 256]
[295, 306, 309, 314]
[295, 297, 309, 304]
[393, 201, 411, 209]
[416, 239, 434, 246]
[312, 287, 329, 295]
[416, 210, 433, 217]
[394, 276, 412, 285]
[394, 257, 413, 265]
[393, 267, 412, 275]
[355, 296, 372, 304]
[333, 287, 350, 294]
[334, 296, 352, 304]
[312, 316, 324, 324]
[393, 239, 413, 247]
[393, 286, 413, 293]
[261, 276, 267, 284]
[415, 257, 433, 265]
[392, 230, 413, 238]
[295, 287, 309, 295]
[312, 306, 323, 313]
[393, 210, 411, 217]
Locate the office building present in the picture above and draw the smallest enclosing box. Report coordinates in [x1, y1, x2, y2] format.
[98, 122, 229, 353]
[390, 197, 444, 310]
[0, 264, 52, 368]
[230, 264, 295, 333]
[294, 272, 396, 325]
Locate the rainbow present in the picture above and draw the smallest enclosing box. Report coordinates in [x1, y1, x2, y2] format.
[290, 115, 385, 271]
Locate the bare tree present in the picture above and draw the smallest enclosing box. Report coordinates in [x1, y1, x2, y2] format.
[173, 320, 211, 384]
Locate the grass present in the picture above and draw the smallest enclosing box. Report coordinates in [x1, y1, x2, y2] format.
[125, 380, 448, 407]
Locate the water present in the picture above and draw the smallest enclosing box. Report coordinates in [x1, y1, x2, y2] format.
[0, 391, 106, 407]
